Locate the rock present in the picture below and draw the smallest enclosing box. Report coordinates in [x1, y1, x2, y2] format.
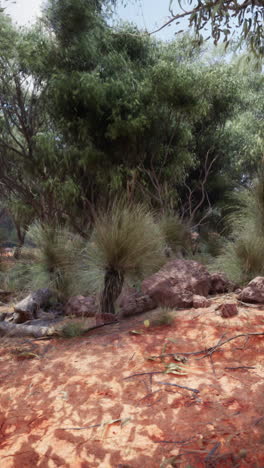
[14, 288, 52, 323]
[0, 290, 12, 302]
[64, 295, 97, 317]
[209, 272, 237, 294]
[238, 277, 264, 304]
[117, 287, 156, 317]
[65, 287, 156, 320]
[0, 312, 7, 321]
[217, 302, 239, 318]
[193, 295, 211, 309]
[142, 259, 211, 309]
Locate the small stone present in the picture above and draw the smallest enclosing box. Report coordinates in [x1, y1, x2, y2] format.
[209, 272, 237, 294]
[217, 302, 238, 318]
[193, 295, 211, 309]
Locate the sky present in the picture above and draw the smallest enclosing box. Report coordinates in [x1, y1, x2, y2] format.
[3, 0, 190, 41]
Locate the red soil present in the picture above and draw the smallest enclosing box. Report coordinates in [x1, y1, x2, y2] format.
[0, 299, 264, 467]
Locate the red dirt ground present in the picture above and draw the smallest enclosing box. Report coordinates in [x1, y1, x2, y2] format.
[0, 297, 264, 467]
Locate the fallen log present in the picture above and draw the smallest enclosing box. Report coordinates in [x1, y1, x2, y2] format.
[13, 288, 52, 323]
[0, 321, 55, 338]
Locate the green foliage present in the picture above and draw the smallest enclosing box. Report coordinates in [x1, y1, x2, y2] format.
[150, 311, 174, 327]
[0, 2, 263, 268]
[214, 173, 264, 284]
[5, 260, 34, 294]
[26, 223, 84, 300]
[166, 1, 264, 57]
[60, 321, 85, 338]
[159, 214, 191, 255]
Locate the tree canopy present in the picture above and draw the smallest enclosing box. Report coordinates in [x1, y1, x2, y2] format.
[153, 0, 264, 57]
[0, 0, 263, 246]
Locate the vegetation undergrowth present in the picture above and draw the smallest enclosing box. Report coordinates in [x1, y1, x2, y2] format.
[59, 321, 86, 338]
[213, 172, 264, 284]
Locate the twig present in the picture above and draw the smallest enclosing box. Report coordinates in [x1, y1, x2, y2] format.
[254, 416, 264, 426]
[83, 320, 119, 333]
[224, 366, 255, 370]
[237, 300, 264, 308]
[123, 371, 164, 380]
[198, 332, 264, 359]
[156, 381, 200, 394]
[153, 436, 195, 445]
[209, 354, 216, 376]
[234, 335, 249, 350]
[138, 389, 162, 404]
[60, 418, 123, 431]
[149, 350, 206, 359]
[150, 333, 264, 361]
[205, 442, 221, 461]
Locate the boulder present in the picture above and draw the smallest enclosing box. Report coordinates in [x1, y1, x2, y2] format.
[65, 287, 156, 320]
[64, 295, 97, 317]
[193, 295, 211, 309]
[209, 272, 237, 294]
[142, 259, 211, 309]
[117, 287, 156, 317]
[238, 277, 264, 304]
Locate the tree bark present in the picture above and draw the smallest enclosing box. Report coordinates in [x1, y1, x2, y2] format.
[99, 269, 124, 316]
[0, 321, 54, 337]
[14, 288, 52, 323]
[13, 222, 26, 259]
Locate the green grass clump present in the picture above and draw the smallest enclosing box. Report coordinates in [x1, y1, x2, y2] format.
[60, 322, 85, 338]
[151, 312, 174, 327]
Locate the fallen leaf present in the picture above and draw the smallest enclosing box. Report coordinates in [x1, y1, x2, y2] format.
[121, 417, 131, 428]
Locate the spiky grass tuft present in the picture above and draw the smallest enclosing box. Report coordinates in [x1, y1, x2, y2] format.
[76, 201, 166, 313]
[60, 321, 85, 338]
[159, 214, 191, 255]
[23, 223, 85, 300]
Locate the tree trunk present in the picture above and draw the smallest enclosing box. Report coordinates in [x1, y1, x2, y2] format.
[14, 223, 26, 259]
[100, 268, 124, 316]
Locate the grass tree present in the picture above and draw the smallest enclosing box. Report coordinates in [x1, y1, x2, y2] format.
[159, 214, 191, 257]
[26, 222, 84, 300]
[85, 201, 165, 317]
